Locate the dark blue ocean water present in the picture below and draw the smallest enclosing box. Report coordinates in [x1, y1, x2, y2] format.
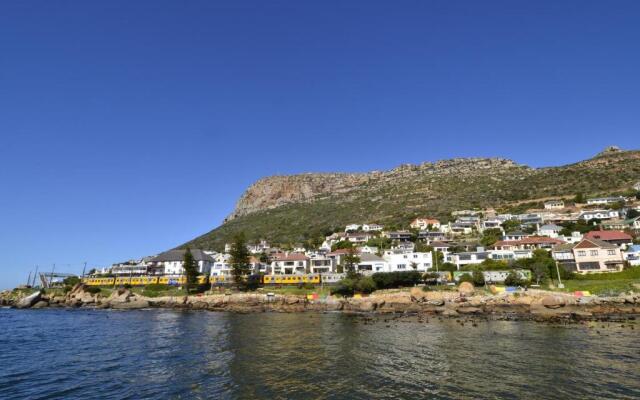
[1, 308, 639, 399]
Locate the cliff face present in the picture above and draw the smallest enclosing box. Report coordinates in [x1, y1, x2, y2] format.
[226, 157, 526, 221]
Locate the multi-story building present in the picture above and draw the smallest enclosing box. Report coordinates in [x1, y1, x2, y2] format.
[552, 238, 625, 274]
[149, 249, 215, 276]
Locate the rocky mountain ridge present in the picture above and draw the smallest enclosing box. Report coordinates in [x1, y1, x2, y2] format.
[227, 157, 527, 221]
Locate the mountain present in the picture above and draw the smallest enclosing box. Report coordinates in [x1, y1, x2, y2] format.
[184, 147, 640, 251]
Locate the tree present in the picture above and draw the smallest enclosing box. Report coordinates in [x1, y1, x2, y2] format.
[627, 209, 640, 219]
[501, 220, 521, 233]
[343, 247, 361, 279]
[410, 262, 418, 270]
[480, 228, 503, 246]
[183, 248, 199, 292]
[574, 193, 586, 204]
[229, 233, 251, 290]
[331, 240, 353, 251]
[471, 270, 485, 286]
[530, 262, 549, 285]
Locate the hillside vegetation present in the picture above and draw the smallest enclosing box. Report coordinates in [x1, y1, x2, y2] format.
[185, 149, 640, 251]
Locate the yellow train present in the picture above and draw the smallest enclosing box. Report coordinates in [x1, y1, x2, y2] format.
[83, 274, 326, 287]
[83, 275, 209, 287]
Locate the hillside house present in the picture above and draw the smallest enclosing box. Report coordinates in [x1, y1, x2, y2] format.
[383, 252, 432, 272]
[150, 249, 215, 276]
[418, 231, 446, 242]
[356, 254, 389, 274]
[345, 224, 361, 232]
[270, 253, 309, 275]
[544, 200, 565, 210]
[537, 224, 562, 238]
[410, 218, 441, 230]
[309, 255, 334, 274]
[552, 238, 625, 274]
[587, 196, 625, 206]
[624, 245, 640, 266]
[579, 210, 620, 221]
[383, 231, 413, 241]
[503, 231, 531, 241]
[584, 230, 633, 248]
[362, 224, 383, 232]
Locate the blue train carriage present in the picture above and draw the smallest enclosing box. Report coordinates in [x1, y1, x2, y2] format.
[453, 269, 531, 283]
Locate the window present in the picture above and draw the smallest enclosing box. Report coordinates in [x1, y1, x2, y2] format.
[590, 250, 598, 256]
[577, 250, 586, 257]
[397, 264, 406, 270]
[607, 250, 616, 256]
[578, 262, 600, 271]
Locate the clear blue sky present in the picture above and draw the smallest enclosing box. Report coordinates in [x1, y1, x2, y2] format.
[1, 1, 639, 289]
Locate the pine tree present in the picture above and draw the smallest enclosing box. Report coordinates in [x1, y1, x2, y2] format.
[229, 232, 251, 289]
[183, 248, 198, 292]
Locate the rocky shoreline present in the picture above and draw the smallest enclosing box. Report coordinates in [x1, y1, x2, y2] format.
[2, 283, 640, 322]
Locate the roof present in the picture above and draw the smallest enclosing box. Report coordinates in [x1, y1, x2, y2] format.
[552, 243, 576, 252]
[539, 224, 561, 230]
[574, 238, 618, 249]
[271, 253, 309, 261]
[151, 249, 215, 263]
[327, 249, 358, 256]
[494, 237, 565, 248]
[358, 254, 386, 263]
[505, 231, 528, 236]
[584, 230, 633, 241]
[430, 241, 451, 248]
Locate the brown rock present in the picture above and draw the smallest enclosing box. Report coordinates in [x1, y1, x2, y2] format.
[540, 295, 567, 309]
[458, 282, 474, 296]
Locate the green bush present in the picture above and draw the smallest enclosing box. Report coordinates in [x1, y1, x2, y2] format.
[355, 276, 377, 294]
[472, 270, 485, 286]
[371, 271, 423, 289]
[331, 278, 356, 297]
[505, 271, 526, 286]
[63, 276, 81, 286]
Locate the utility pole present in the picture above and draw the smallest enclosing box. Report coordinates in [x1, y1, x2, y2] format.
[26, 271, 32, 287]
[555, 261, 565, 289]
[81, 262, 87, 279]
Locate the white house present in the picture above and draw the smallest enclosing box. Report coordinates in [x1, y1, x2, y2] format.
[356, 254, 389, 274]
[537, 224, 562, 238]
[447, 250, 489, 269]
[624, 245, 640, 266]
[587, 196, 625, 206]
[579, 210, 620, 221]
[362, 224, 383, 232]
[357, 245, 379, 254]
[544, 200, 565, 210]
[150, 249, 215, 276]
[488, 249, 533, 261]
[270, 253, 309, 275]
[308, 255, 334, 274]
[345, 224, 361, 232]
[410, 218, 441, 230]
[383, 252, 432, 272]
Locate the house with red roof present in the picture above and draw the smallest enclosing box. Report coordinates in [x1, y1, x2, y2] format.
[584, 230, 633, 248]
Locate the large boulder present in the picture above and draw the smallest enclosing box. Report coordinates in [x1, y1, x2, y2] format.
[540, 295, 567, 309]
[15, 291, 41, 309]
[458, 282, 475, 296]
[31, 300, 49, 309]
[111, 299, 150, 309]
[410, 287, 427, 302]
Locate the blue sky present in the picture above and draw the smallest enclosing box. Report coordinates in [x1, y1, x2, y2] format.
[1, 1, 639, 289]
